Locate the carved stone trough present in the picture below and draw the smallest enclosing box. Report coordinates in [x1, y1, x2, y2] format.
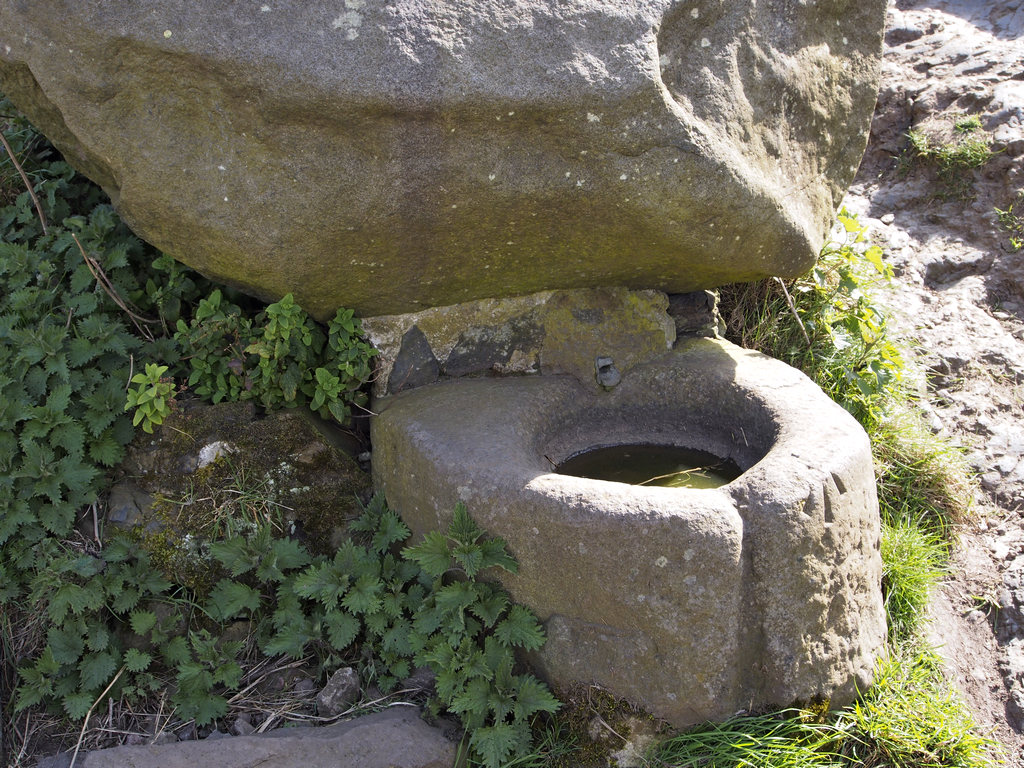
[372, 336, 885, 727]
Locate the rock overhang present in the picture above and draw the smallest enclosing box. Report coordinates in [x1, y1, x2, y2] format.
[0, 0, 886, 318]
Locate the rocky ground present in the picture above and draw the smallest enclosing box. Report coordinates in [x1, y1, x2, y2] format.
[843, 0, 1024, 761]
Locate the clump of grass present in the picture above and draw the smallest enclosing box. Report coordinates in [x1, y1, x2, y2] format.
[647, 647, 997, 768]
[837, 648, 996, 768]
[995, 191, 1024, 252]
[881, 521, 948, 643]
[650, 710, 843, 768]
[873, 408, 974, 535]
[954, 114, 983, 134]
[904, 117, 995, 199]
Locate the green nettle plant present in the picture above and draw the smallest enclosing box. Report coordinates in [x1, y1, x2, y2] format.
[124, 362, 177, 433]
[168, 289, 376, 424]
[15, 495, 557, 768]
[403, 504, 560, 767]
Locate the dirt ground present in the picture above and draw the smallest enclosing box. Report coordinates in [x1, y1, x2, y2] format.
[843, 0, 1024, 762]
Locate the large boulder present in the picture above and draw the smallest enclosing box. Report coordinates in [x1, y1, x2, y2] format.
[0, 0, 885, 318]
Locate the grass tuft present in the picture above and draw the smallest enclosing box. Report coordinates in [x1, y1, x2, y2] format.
[838, 648, 997, 768]
[881, 521, 948, 643]
[904, 123, 995, 200]
[650, 710, 843, 768]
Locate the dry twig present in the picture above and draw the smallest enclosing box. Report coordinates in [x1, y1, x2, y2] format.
[73, 234, 159, 342]
[772, 276, 811, 346]
[0, 127, 47, 234]
[69, 666, 126, 768]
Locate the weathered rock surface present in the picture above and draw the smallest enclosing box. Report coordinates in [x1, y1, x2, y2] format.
[362, 287, 679, 396]
[317, 667, 361, 718]
[372, 337, 885, 727]
[80, 707, 455, 768]
[0, 0, 885, 318]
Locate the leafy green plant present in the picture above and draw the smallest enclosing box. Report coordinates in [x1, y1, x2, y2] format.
[404, 504, 560, 768]
[124, 363, 177, 433]
[14, 492, 560, 768]
[721, 210, 902, 428]
[995, 191, 1023, 252]
[167, 290, 375, 424]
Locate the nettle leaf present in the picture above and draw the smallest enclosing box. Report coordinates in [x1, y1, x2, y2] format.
[364, 611, 388, 636]
[129, 610, 157, 636]
[450, 677, 492, 719]
[79, 650, 118, 691]
[372, 511, 410, 554]
[47, 625, 85, 665]
[256, 538, 312, 582]
[162, 636, 192, 667]
[209, 537, 256, 577]
[111, 586, 140, 613]
[469, 723, 517, 768]
[333, 538, 377, 577]
[478, 538, 519, 575]
[382, 618, 414, 656]
[207, 580, 261, 621]
[49, 582, 94, 622]
[89, 434, 124, 467]
[513, 675, 560, 719]
[412, 603, 444, 636]
[293, 562, 349, 607]
[448, 503, 482, 546]
[434, 666, 466, 703]
[123, 648, 152, 673]
[263, 622, 314, 659]
[324, 609, 360, 651]
[177, 692, 228, 726]
[176, 660, 213, 695]
[85, 620, 111, 652]
[434, 581, 478, 618]
[469, 592, 509, 628]
[402, 531, 451, 578]
[63, 692, 96, 721]
[102, 537, 133, 563]
[452, 543, 484, 578]
[341, 573, 383, 615]
[487, 687, 515, 723]
[494, 606, 545, 651]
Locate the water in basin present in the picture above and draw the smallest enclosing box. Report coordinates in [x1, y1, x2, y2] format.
[556, 444, 740, 489]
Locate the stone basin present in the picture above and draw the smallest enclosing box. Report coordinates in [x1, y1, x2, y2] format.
[372, 336, 885, 727]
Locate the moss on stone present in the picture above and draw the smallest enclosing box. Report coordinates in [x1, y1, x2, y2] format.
[544, 683, 668, 768]
[115, 401, 372, 580]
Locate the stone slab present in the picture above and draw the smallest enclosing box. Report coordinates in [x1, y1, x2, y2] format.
[81, 707, 455, 768]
